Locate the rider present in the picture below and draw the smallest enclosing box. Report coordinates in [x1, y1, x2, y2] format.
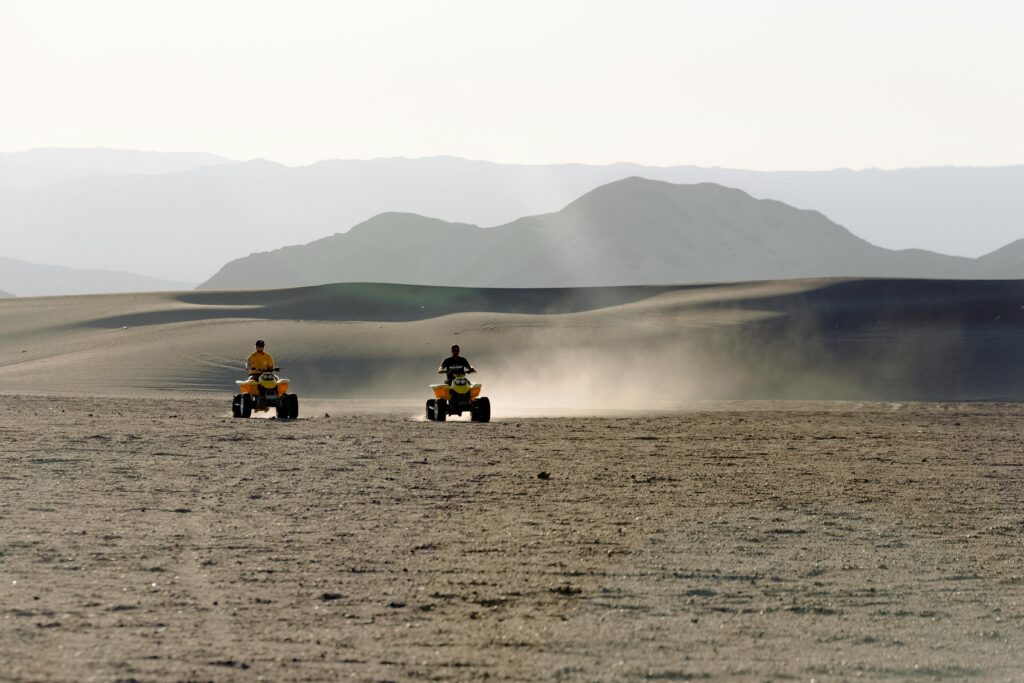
[438, 344, 475, 385]
[246, 339, 276, 379]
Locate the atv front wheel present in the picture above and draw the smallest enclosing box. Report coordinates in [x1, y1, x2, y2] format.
[425, 399, 436, 421]
[240, 393, 254, 418]
[232, 394, 243, 418]
[276, 398, 289, 419]
[287, 394, 299, 420]
[471, 397, 491, 423]
[434, 399, 447, 422]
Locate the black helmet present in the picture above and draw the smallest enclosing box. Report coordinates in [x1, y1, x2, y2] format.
[256, 339, 265, 347]
[451, 344, 460, 352]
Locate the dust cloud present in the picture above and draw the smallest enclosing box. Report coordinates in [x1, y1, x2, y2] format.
[470, 311, 947, 416]
[483, 344, 699, 417]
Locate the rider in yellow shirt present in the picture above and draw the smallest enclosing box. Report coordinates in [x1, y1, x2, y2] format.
[246, 340, 276, 378]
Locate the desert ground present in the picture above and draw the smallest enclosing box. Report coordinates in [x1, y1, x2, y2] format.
[2, 280, 1024, 681]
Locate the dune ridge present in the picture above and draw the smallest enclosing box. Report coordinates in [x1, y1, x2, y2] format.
[2, 278, 1023, 405]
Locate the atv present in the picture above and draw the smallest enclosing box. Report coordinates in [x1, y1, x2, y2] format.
[427, 371, 490, 422]
[232, 368, 299, 419]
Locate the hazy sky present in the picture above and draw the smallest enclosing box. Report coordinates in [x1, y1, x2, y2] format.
[1, 0, 1021, 170]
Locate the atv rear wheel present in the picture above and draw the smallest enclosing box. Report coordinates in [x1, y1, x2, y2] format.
[425, 399, 436, 421]
[434, 399, 447, 422]
[232, 394, 243, 418]
[288, 394, 299, 420]
[471, 397, 491, 423]
[240, 393, 254, 418]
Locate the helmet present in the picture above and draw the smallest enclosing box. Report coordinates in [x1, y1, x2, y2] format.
[256, 339, 265, 347]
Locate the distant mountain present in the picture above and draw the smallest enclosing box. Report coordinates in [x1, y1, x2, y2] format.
[201, 178, 997, 289]
[0, 256, 194, 297]
[975, 239, 1024, 278]
[0, 147, 233, 190]
[2, 153, 1023, 282]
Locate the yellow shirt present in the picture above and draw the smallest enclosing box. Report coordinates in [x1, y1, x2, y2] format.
[246, 350, 276, 373]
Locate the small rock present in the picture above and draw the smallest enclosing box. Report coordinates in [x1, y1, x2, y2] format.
[537, 471, 550, 480]
[210, 659, 238, 668]
[320, 592, 343, 601]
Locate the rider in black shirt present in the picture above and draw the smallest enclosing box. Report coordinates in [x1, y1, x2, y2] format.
[439, 344, 476, 384]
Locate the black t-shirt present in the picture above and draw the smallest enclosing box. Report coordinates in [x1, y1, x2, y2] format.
[441, 356, 472, 378]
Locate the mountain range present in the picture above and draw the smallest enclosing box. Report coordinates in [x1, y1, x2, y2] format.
[201, 177, 1023, 290]
[0, 148, 231, 190]
[2, 148, 1023, 283]
[0, 256, 194, 297]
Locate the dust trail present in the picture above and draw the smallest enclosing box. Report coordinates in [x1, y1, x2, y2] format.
[483, 343, 700, 417]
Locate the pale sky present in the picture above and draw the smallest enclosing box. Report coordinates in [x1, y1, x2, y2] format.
[1, 0, 1021, 170]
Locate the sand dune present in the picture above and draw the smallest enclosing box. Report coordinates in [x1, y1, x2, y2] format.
[3, 278, 1023, 405]
[5, 280, 1024, 681]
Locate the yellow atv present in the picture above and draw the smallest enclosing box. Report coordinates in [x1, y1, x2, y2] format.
[233, 368, 299, 419]
[427, 371, 490, 422]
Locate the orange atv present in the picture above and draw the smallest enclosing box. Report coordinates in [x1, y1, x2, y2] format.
[427, 370, 490, 422]
[233, 367, 299, 419]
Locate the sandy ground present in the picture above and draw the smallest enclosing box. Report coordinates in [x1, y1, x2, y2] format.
[3, 280, 1024, 680]
[3, 396, 1023, 682]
